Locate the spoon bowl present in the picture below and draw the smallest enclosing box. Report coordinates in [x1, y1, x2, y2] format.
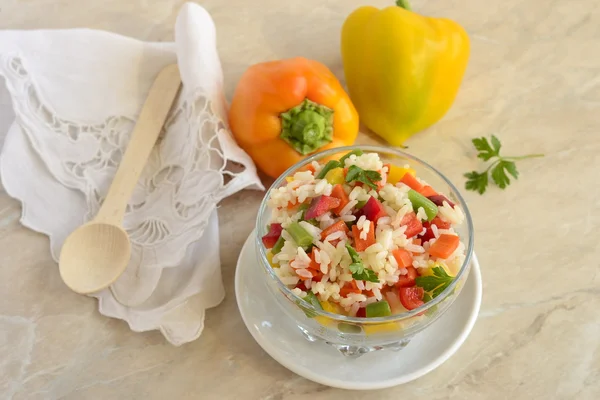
[59, 223, 131, 294]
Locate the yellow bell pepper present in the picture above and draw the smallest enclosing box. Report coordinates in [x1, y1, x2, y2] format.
[341, 0, 470, 146]
[386, 165, 416, 185]
[315, 300, 341, 327]
[324, 167, 345, 185]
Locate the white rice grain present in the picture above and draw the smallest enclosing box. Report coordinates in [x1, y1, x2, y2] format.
[416, 206, 428, 221]
[339, 199, 358, 216]
[372, 287, 383, 301]
[341, 214, 356, 222]
[360, 220, 370, 240]
[405, 243, 425, 253]
[325, 230, 345, 243]
[296, 269, 312, 279]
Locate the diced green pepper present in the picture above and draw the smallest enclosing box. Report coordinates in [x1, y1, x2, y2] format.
[339, 149, 364, 165]
[287, 222, 313, 248]
[299, 291, 323, 318]
[408, 189, 438, 221]
[355, 199, 367, 209]
[366, 300, 392, 317]
[316, 160, 341, 179]
[298, 203, 310, 220]
[271, 236, 285, 255]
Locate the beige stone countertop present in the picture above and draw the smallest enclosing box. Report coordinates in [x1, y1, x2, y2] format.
[1, 0, 599, 399]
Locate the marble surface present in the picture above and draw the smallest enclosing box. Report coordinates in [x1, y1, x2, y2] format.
[1, 0, 599, 399]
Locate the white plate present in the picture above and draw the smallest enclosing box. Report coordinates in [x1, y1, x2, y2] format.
[235, 230, 482, 390]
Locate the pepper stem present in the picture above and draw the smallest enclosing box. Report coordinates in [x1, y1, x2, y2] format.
[280, 99, 334, 155]
[395, 0, 412, 10]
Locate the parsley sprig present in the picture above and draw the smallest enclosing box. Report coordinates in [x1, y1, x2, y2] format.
[345, 244, 379, 283]
[464, 135, 543, 194]
[415, 267, 454, 298]
[345, 165, 382, 190]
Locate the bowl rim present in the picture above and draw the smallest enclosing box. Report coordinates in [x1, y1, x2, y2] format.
[255, 144, 474, 324]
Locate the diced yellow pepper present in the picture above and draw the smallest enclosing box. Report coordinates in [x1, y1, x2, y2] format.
[266, 251, 279, 268]
[315, 301, 340, 327]
[387, 165, 416, 185]
[420, 261, 453, 277]
[285, 176, 294, 183]
[324, 167, 345, 185]
[364, 322, 401, 335]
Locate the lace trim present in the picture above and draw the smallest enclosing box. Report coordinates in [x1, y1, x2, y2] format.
[0, 55, 247, 246]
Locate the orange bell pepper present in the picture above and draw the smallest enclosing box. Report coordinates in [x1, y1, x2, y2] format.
[228, 57, 359, 178]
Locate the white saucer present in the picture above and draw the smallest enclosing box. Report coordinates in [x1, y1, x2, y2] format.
[235, 230, 482, 390]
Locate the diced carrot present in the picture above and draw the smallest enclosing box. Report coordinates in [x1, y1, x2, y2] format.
[392, 248, 413, 269]
[320, 220, 349, 241]
[400, 173, 424, 192]
[299, 163, 316, 174]
[412, 238, 422, 246]
[352, 224, 375, 251]
[419, 185, 438, 197]
[340, 281, 362, 297]
[286, 200, 298, 209]
[312, 270, 324, 281]
[429, 234, 460, 259]
[330, 184, 350, 215]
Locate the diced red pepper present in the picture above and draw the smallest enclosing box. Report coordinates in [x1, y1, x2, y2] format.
[427, 194, 455, 208]
[361, 196, 387, 223]
[356, 307, 367, 318]
[399, 287, 424, 310]
[392, 248, 413, 269]
[420, 216, 452, 243]
[400, 212, 423, 239]
[400, 173, 424, 192]
[396, 266, 417, 288]
[304, 195, 341, 220]
[352, 224, 375, 251]
[320, 220, 349, 241]
[261, 223, 283, 248]
[330, 184, 350, 215]
[295, 281, 308, 291]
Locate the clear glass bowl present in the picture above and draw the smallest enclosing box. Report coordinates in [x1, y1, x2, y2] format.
[254, 145, 474, 358]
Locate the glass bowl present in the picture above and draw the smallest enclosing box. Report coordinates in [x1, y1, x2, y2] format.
[254, 145, 474, 358]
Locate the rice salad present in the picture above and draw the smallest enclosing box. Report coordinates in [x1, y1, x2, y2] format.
[261, 150, 466, 318]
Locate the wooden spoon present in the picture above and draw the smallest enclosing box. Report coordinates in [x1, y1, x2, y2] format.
[59, 64, 182, 294]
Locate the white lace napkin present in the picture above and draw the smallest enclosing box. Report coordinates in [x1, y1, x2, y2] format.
[0, 3, 264, 345]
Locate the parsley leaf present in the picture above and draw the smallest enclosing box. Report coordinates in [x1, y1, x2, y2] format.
[472, 136, 500, 161]
[415, 267, 454, 299]
[345, 244, 379, 283]
[464, 171, 488, 195]
[491, 160, 517, 189]
[345, 165, 382, 190]
[465, 135, 543, 195]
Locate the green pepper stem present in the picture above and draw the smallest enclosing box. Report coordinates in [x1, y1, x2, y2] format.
[280, 99, 334, 155]
[395, 0, 412, 10]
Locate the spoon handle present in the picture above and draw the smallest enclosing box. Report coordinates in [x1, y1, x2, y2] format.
[96, 64, 181, 224]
